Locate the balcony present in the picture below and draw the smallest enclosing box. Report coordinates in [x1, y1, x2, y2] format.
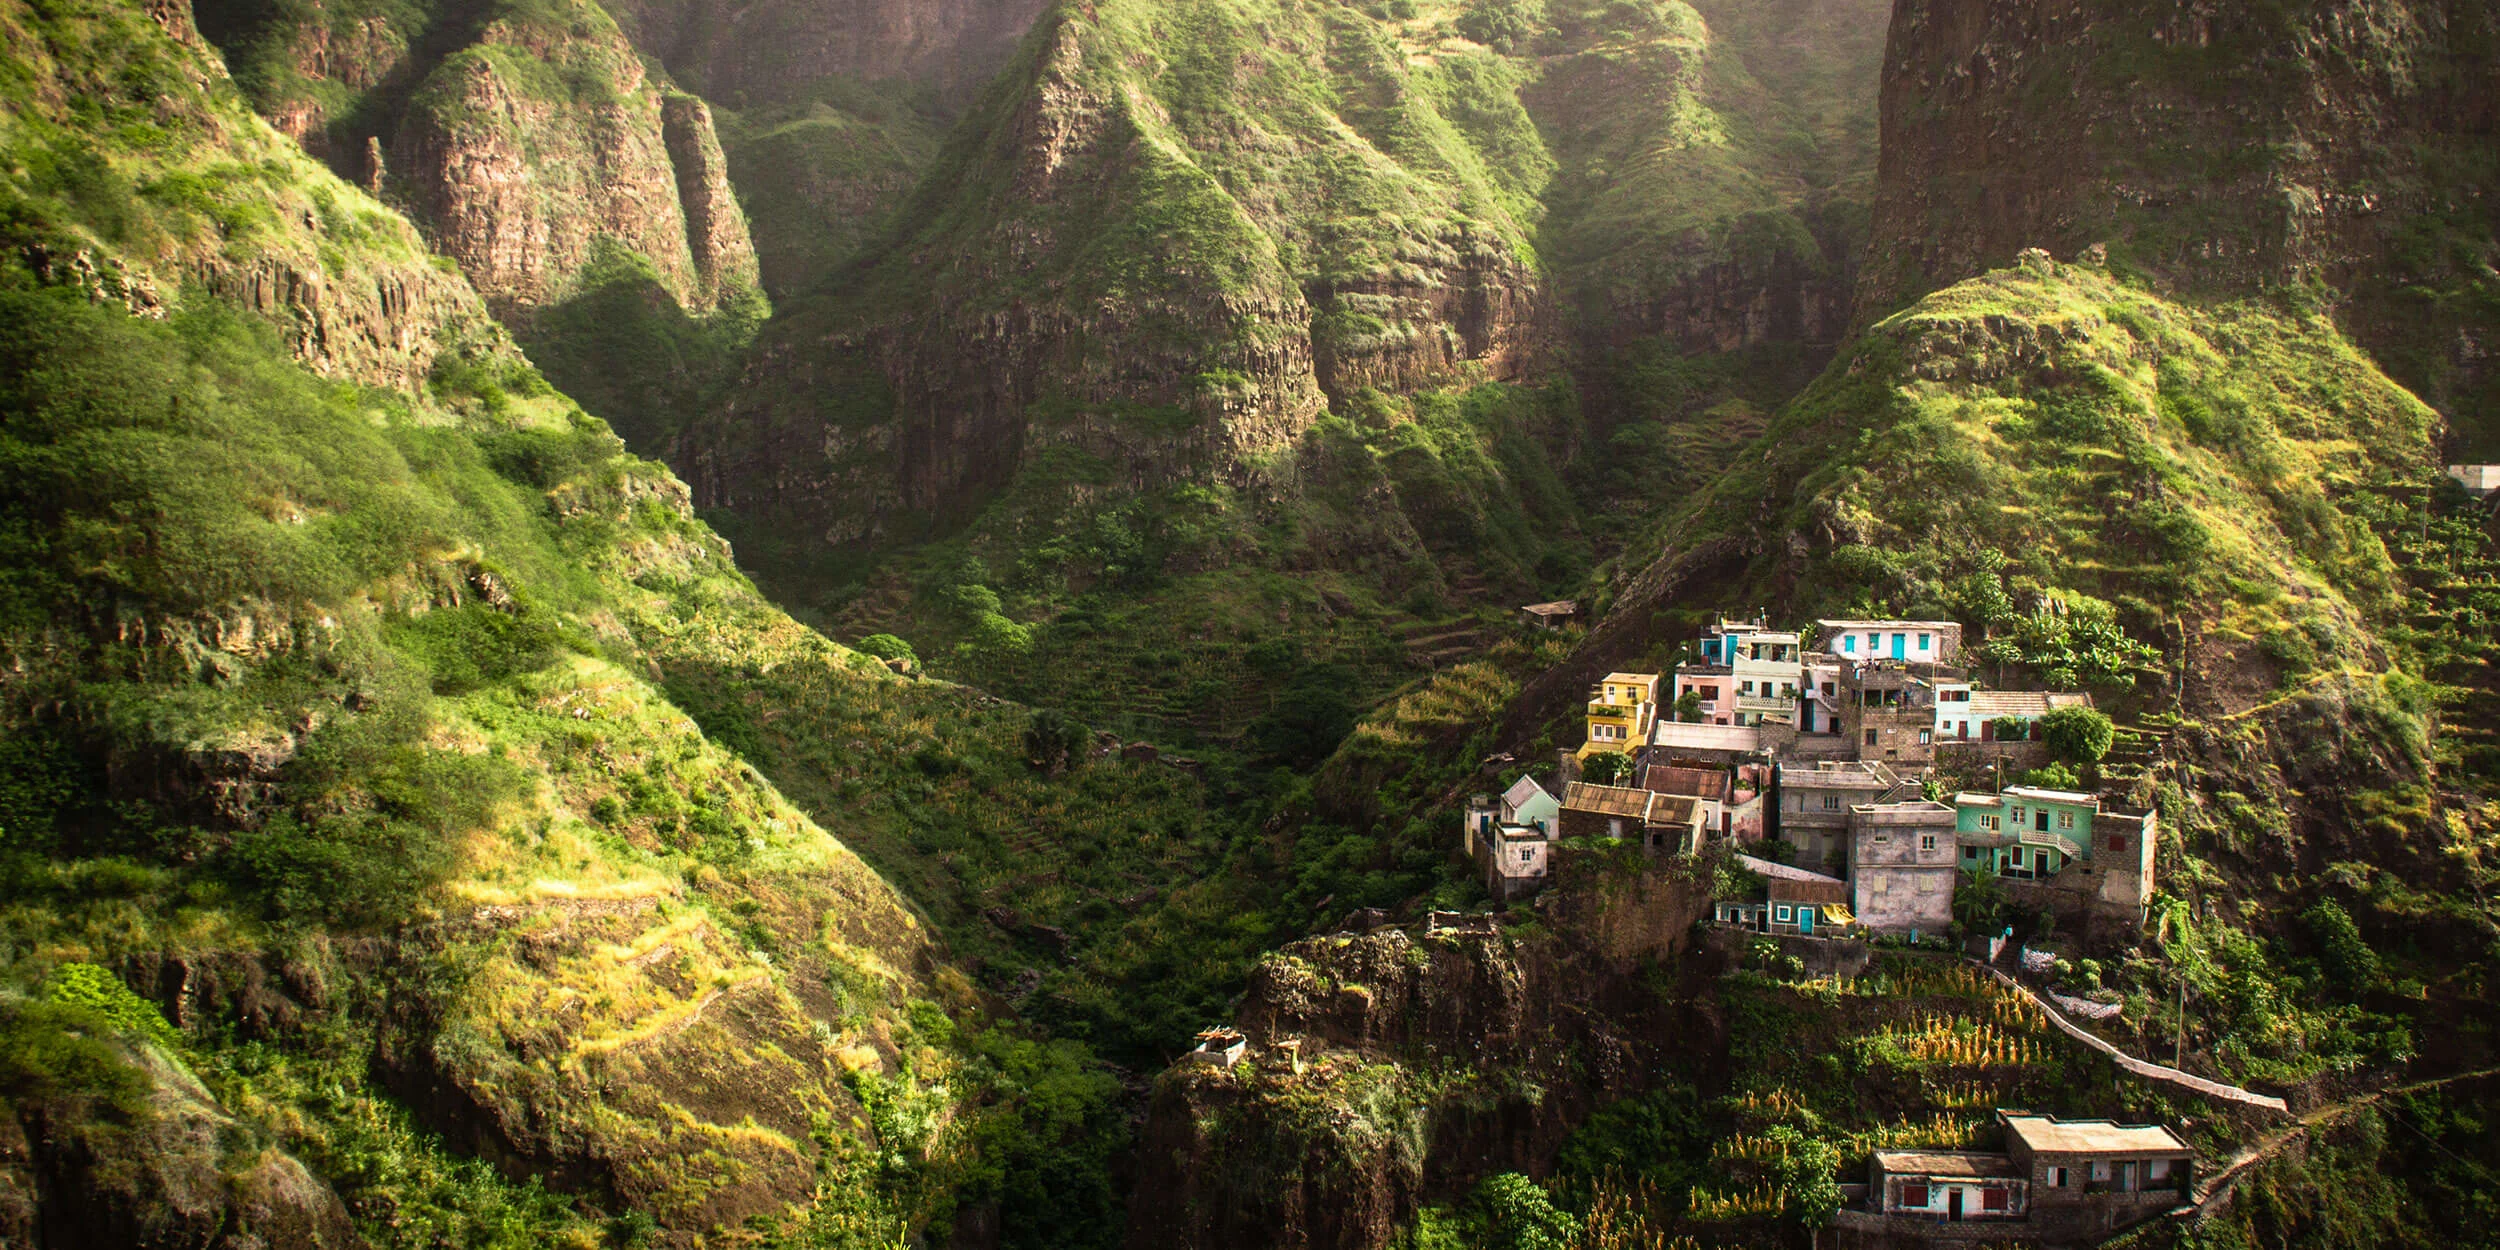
[2017, 829, 2083, 859]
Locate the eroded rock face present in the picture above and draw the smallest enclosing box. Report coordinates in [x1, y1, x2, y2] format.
[1126, 855, 1720, 1250]
[3, 1043, 360, 1250]
[679, 5, 1555, 554]
[598, 0, 1047, 106]
[390, 18, 759, 316]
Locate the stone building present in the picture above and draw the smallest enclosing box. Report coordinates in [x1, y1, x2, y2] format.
[1848, 800, 1959, 935]
[2002, 1113, 2193, 1236]
[1839, 662, 1964, 765]
[1831, 1112, 2195, 1245]
[1775, 759, 1903, 877]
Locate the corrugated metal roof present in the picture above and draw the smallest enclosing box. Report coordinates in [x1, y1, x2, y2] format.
[1643, 765, 1729, 802]
[1562, 783, 1652, 818]
[1736, 854, 1846, 886]
[2002, 1115, 2191, 1156]
[1502, 775, 1550, 811]
[1874, 1151, 2023, 1178]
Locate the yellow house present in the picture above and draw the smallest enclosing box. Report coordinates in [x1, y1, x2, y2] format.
[1581, 672, 1661, 759]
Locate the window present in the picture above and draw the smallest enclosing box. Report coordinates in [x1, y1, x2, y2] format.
[2050, 1166, 2069, 1188]
[1740, 681, 1756, 696]
[2009, 847, 2026, 868]
[1865, 633, 1879, 649]
[2057, 811, 2075, 830]
[1963, 846, 1980, 861]
[2037, 810, 2051, 832]
[1519, 848, 1534, 863]
[1775, 904, 1793, 922]
[1920, 834, 1938, 851]
[1979, 814, 2001, 832]
[2108, 834, 2129, 854]
[1919, 633, 1933, 651]
[1982, 1188, 2007, 1212]
[1822, 682, 1836, 696]
[2011, 806, 2026, 824]
[1843, 635, 1856, 653]
[1918, 730, 1933, 745]
[1865, 729, 1879, 746]
[1900, 1184, 1929, 1209]
[1823, 794, 1842, 811]
[1701, 685, 1720, 700]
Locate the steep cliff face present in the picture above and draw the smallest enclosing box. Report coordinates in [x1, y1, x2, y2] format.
[1, 0, 502, 390]
[1126, 853, 1717, 1250]
[676, 0, 1895, 587]
[599, 0, 1045, 107]
[1860, 0, 2500, 450]
[682, 0, 1564, 552]
[196, 0, 763, 317]
[1534, 0, 1886, 355]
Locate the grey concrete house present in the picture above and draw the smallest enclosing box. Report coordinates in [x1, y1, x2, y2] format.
[1848, 800, 1959, 935]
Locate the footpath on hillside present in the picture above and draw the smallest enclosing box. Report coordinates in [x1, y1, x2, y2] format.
[1967, 960, 2291, 1114]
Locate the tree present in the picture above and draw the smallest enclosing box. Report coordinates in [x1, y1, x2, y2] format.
[1953, 865, 2012, 934]
[1989, 715, 2032, 742]
[1023, 709, 1087, 775]
[854, 633, 916, 669]
[1581, 751, 1635, 785]
[2038, 706, 2115, 766]
[1764, 1126, 1843, 1228]
[1469, 1173, 1580, 1250]
[1674, 690, 1704, 723]
[1250, 677, 1357, 767]
[2302, 899, 2381, 993]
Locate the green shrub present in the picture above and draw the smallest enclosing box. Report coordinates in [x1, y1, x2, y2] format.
[45, 962, 178, 1049]
[855, 633, 917, 665]
[2038, 706, 2115, 766]
[1580, 751, 1635, 785]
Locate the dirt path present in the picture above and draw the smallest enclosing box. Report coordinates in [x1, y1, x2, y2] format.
[2182, 1066, 2500, 1213]
[1968, 960, 2291, 1113]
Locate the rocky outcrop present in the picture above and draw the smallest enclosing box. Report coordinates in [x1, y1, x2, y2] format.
[390, 11, 756, 316]
[1, 1041, 361, 1250]
[1126, 855, 1719, 1250]
[194, 0, 762, 318]
[659, 93, 759, 306]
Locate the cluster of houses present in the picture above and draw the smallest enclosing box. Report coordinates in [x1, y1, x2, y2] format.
[1465, 617, 2159, 940]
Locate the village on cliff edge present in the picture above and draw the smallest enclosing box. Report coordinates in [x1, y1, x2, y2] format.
[1193, 613, 2280, 1248]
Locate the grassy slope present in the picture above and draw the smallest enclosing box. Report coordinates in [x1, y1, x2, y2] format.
[0, 0, 1175, 1243]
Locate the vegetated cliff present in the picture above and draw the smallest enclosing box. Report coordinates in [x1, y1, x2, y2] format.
[598, 0, 1044, 107]
[1859, 0, 2500, 454]
[0, 0, 503, 391]
[0, 1, 1138, 1242]
[1499, 252, 2500, 1243]
[1126, 850, 1719, 1250]
[194, 0, 761, 318]
[674, 0, 1890, 645]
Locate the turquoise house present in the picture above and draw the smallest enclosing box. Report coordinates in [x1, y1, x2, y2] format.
[1953, 786, 2101, 879]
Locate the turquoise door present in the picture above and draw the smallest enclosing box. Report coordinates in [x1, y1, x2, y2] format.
[1891, 632, 1906, 658]
[1797, 906, 1816, 935]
